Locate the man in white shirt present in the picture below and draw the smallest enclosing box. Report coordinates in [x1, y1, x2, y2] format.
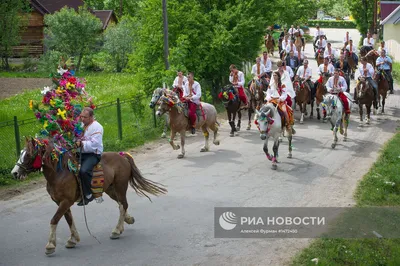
[358, 57, 378, 103]
[318, 57, 335, 76]
[229, 64, 248, 108]
[346, 39, 358, 65]
[376, 49, 394, 94]
[285, 41, 297, 55]
[377, 41, 388, 54]
[315, 35, 327, 58]
[261, 51, 272, 77]
[75, 107, 104, 206]
[314, 25, 325, 50]
[280, 35, 291, 60]
[326, 68, 350, 114]
[183, 72, 202, 134]
[172, 70, 188, 99]
[343, 31, 352, 46]
[279, 60, 294, 80]
[288, 25, 296, 41]
[295, 59, 314, 98]
[296, 25, 305, 51]
[363, 32, 375, 48]
[323, 43, 337, 64]
[249, 57, 266, 90]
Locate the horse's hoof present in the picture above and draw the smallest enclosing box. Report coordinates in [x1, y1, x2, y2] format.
[343, 137, 347, 142]
[110, 232, 120, 239]
[213, 140, 220, 145]
[230, 133, 234, 137]
[200, 147, 209, 152]
[235, 132, 239, 136]
[300, 120, 304, 124]
[65, 240, 77, 249]
[287, 153, 292, 159]
[271, 164, 277, 170]
[45, 243, 56, 255]
[161, 133, 166, 138]
[246, 126, 251, 130]
[331, 143, 336, 149]
[177, 154, 184, 159]
[279, 137, 283, 143]
[236, 127, 240, 132]
[174, 145, 180, 150]
[124, 216, 135, 225]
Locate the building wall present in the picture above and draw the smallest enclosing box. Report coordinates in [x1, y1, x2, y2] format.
[383, 24, 400, 61]
[14, 10, 44, 57]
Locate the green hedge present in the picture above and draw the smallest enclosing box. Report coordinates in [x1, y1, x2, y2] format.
[307, 20, 356, 29]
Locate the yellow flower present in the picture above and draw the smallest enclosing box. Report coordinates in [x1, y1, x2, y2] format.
[50, 99, 55, 107]
[43, 121, 48, 129]
[57, 108, 67, 120]
[29, 100, 33, 110]
[56, 87, 64, 94]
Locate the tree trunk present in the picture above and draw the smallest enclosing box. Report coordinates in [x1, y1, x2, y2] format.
[162, 0, 169, 70]
[77, 51, 84, 72]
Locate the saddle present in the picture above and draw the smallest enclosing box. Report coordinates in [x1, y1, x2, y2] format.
[181, 102, 206, 122]
[91, 163, 105, 199]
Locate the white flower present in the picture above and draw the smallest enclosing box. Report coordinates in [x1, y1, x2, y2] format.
[57, 67, 68, 75]
[311, 258, 319, 264]
[384, 181, 395, 186]
[41, 86, 51, 95]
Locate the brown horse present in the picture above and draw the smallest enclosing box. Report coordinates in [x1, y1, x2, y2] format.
[316, 72, 330, 120]
[11, 138, 167, 255]
[364, 50, 379, 69]
[355, 77, 375, 125]
[156, 90, 220, 157]
[375, 69, 390, 114]
[265, 34, 275, 56]
[294, 77, 312, 123]
[316, 49, 324, 66]
[345, 51, 356, 79]
[294, 32, 304, 52]
[247, 78, 266, 130]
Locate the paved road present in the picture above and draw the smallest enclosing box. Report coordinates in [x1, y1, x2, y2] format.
[1, 28, 399, 266]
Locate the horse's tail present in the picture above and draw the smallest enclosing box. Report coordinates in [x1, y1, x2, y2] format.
[124, 152, 167, 201]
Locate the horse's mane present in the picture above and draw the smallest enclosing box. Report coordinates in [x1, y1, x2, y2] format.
[42, 141, 75, 173]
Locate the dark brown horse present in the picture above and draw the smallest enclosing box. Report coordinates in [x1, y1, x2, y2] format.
[355, 77, 375, 125]
[247, 77, 267, 130]
[219, 85, 250, 136]
[11, 138, 167, 255]
[293, 77, 312, 123]
[345, 51, 357, 79]
[375, 69, 390, 114]
[364, 50, 379, 69]
[315, 73, 330, 120]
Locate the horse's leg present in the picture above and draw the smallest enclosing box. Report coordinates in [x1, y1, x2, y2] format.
[236, 110, 241, 132]
[343, 113, 350, 141]
[316, 102, 321, 120]
[178, 129, 186, 158]
[161, 114, 168, 138]
[210, 122, 220, 146]
[310, 98, 314, 118]
[64, 208, 80, 249]
[366, 104, 371, 124]
[247, 108, 252, 130]
[287, 131, 293, 159]
[300, 102, 305, 124]
[263, 137, 272, 161]
[45, 200, 73, 255]
[200, 125, 210, 152]
[105, 187, 135, 226]
[382, 95, 386, 113]
[272, 138, 279, 170]
[108, 184, 130, 239]
[331, 117, 340, 149]
[359, 103, 364, 126]
[168, 130, 179, 151]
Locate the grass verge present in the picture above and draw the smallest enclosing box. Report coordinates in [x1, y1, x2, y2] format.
[291, 131, 400, 265]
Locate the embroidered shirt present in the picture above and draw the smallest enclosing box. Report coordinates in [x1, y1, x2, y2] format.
[81, 121, 103, 155]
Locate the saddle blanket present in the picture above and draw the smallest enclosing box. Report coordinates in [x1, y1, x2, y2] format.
[91, 163, 104, 198]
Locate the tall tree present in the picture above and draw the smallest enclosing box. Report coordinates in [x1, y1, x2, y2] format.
[44, 7, 103, 71]
[0, 0, 30, 70]
[347, 0, 374, 44]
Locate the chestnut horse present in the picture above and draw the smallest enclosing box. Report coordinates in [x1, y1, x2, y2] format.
[247, 77, 267, 130]
[294, 77, 312, 124]
[265, 34, 275, 56]
[315, 72, 330, 120]
[375, 69, 390, 114]
[294, 32, 304, 52]
[156, 90, 220, 157]
[11, 138, 167, 255]
[316, 49, 324, 66]
[355, 77, 375, 125]
[364, 50, 379, 69]
[345, 51, 356, 79]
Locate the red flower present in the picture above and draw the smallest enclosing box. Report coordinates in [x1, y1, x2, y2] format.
[228, 92, 234, 100]
[67, 77, 77, 84]
[218, 92, 223, 99]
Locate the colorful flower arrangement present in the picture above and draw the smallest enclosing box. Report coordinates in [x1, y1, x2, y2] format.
[29, 66, 96, 149]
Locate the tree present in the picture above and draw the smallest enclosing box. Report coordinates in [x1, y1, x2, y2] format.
[347, 0, 374, 44]
[103, 17, 135, 72]
[44, 6, 103, 71]
[330, 3, 350, 20]
[0, 0, 30, 70]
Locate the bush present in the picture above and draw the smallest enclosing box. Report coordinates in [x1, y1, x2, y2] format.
[392, 62, 400, 82]
[37, 50, 67, 73]
[306, 20, 356, 29]
[81, 51, 112, 72]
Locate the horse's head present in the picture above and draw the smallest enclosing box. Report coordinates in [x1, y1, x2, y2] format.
[356, 77, 370, 99]
[322, 72, 331, 85]
[149, 88, 165, 109]
[219, 85, 236, 105]
[255, 104, 275, 140]
[155, 90, 179, 116]
[11, 137, 47, 180]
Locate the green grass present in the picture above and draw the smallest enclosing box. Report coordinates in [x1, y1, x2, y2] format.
[291, 131, 400, 265]
[392, 62, 400, 82]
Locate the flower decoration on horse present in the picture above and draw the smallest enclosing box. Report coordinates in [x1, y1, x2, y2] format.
[29, 64, 96, 149]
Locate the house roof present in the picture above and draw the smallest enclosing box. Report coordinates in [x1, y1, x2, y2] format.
[92, 10, 118, 30]
[381, 5, 400, 25]
[31, 0, 84, 15]
[380, 1, 400, 21]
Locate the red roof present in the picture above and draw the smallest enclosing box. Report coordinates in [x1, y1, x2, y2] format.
[380, 1, 400, 20]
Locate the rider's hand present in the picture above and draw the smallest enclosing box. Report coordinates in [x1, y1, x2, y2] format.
[75, 141, 81, 148]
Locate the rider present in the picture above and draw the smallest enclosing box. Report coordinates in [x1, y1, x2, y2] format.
[323, 42, 337, 64]
[265, 70, 295, 134]
[315, 35, 327, 59]
[281, 35, 291, 60]
[280, 60, 294, 81]
[296, 49, 305, 65]
[358, 57, 378, 103]
[346, 39, 358, 65]
[363, 32, 375, 52]
[229, 64, 248, 108]
[326, 68, 350, 114]
[343, 31, 352, 47]
[314, 25, 325, 49]
[285, 50, 300, 73]
[313, 57, 334, 102]
[377, 41, 388, 54]
[249, 57, 266, 90]
[376, 49, 394, 94]
[261, 51, 272, 78]
[172, 70, 188, 100]
[295, 59, 314, 93]
[296, 25, 305, 51]
[335, 51, 351, 90]
[288, 25, 296, 41]
[75, 107, 104, 206]
[277, 61, 296, 109]
[183, 72, 202, 134]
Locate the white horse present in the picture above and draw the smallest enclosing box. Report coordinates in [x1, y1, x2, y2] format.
[321, 93, 353, 149]
[255, 102, 293, 170]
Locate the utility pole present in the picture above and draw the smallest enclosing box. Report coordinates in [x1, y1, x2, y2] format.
[162, 0, 170, 70]
[119, 0, 123, 17]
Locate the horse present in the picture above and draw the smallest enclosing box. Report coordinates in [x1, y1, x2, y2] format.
[359, 46, 374, 58]
[293, 77, 312, 123]
[10, 138, 167, 255]
[294, 32, 304, 52]
[265, 34, 275, 56]
[316, 49, 325, 66]
[375, 69, 390, 114]
[247, 77, 267, 130]
[255, 102, 293, 170]
[315, 72, 330, 120]
[219, 84, 251, 136]
[156, 91, 220, 158]
[344, 51, 357, 79]
[355, 77, 375, 125]
[364, 50, 379, 69]
[322, 93, 353, 148]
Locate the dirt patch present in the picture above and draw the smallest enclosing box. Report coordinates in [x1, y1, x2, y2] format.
[0, 178, 47, 201]
[0, 78, 52, 100]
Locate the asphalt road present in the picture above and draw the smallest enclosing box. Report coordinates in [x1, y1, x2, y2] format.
[1, 28, 399, 266]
